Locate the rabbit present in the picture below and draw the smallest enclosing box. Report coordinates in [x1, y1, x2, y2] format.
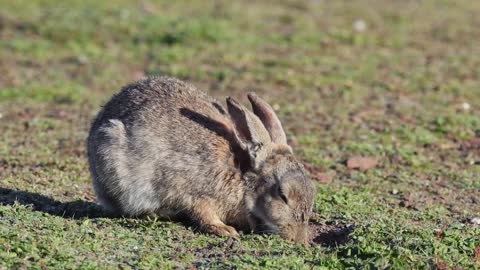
[87, 76, 316, 245]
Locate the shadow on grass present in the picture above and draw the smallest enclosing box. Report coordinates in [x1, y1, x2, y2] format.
[0, 187, 107, 219]
[0, 187, 203, 234]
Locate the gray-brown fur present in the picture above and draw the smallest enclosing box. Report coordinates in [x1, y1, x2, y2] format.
[87, 77, 316, 244]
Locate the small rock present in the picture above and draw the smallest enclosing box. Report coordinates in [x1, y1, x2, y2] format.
[391, 189, 399, 195]
[347, 156, 378, 171]
[77, 55, 89, 65]
[461, 102, 471, 111]
[353, 19, 367, 32]
[315, 173, 333, 184]
[471, 217, 480, 225]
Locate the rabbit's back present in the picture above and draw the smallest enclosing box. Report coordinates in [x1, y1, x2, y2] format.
[87, 77, 244, 216]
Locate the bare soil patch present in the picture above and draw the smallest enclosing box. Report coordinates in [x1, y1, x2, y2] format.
[309, 221, 355, 247]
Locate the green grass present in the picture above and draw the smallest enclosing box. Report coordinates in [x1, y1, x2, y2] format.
[1, 0, 479, 269]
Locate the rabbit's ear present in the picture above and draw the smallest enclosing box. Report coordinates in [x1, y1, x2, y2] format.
[227, 97, 272, 170]
[247, 93, 289, 147]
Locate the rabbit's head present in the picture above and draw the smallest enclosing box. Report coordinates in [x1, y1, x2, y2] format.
[226, 93, 316, 245]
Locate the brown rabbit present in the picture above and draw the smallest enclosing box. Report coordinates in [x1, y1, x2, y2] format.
[87, 77, 316, 244]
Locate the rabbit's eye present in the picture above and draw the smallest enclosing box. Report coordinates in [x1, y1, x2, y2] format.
[252, 142, 262, 152]
[278, 186, 289, 204]
[280, 193, 288, 204]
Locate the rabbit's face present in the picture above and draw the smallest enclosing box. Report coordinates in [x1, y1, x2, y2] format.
[245, 151, 316, 245]
[227, 92, 316, 244]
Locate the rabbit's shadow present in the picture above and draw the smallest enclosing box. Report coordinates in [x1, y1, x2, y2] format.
[0, 187, 106, 219]
[0, 187, 205, 235]
[0, 187, 192, 227]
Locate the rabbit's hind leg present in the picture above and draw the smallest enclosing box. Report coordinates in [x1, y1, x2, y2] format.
[191, 199, 239, 238]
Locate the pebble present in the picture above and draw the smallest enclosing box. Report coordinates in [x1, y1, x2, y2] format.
[471, 217, 480, 225]
[353, 19, 367, 32]
[461, 102, 471, 111]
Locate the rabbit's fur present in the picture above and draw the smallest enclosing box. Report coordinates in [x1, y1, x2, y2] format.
[87, 77, 316, 244]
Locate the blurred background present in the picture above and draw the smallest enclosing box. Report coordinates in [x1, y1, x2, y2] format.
[1, 0, 479, 268]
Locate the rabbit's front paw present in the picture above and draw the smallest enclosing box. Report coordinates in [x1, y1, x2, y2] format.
[206, 223, 240, 238]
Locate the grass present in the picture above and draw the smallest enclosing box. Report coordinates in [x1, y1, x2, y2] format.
[1, 0, 479, 269]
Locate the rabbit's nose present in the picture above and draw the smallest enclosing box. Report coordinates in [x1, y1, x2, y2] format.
[294, 225, 309, 247]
